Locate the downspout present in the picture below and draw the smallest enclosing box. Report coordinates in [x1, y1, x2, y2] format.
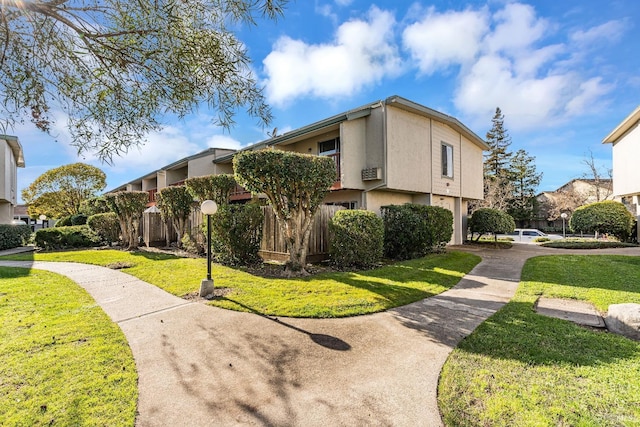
[364, 100, 389, 201]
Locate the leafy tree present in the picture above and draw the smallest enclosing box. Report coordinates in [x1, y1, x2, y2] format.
[104, 191, 148, 250]
[80, 196, 111, 216]
[22, 163, 106, 218]
[569, 201, 635, 241]
[234, 150, 336, 274]
[1, 0, 285, 160]
[469, 208, 515, 242]
[508, 149, 542, 225]
[581, 149, 613, 202]
[185, 174, 237, 206]
[155, 186, 194, 247]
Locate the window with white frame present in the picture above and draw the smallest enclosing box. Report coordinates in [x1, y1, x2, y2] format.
[319, 137, 340, 156]
[441, 143, 453, 178]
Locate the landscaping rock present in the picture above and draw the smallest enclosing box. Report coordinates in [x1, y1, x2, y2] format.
[605, 303, 640, 341]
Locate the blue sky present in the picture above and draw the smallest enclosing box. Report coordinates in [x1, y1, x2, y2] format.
[13, 0, 640, 202]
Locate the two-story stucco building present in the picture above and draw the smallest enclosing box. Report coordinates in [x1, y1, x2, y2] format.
[113, 96, 488, 244]
[0, 135, 25, 224]
[603, 105, 640, 240]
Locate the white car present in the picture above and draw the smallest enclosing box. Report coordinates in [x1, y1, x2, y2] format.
[498, 228, 563, 243]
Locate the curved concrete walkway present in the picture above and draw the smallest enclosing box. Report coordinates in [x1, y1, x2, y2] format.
[2, 244, 639, 426]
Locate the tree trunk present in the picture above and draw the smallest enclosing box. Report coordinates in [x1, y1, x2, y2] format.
[284, 211, 314, 275]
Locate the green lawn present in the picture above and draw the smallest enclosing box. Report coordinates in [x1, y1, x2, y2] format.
[439, 255, 640, 426]
[1, 249, 480, 318]
[0, 267, 137, 426]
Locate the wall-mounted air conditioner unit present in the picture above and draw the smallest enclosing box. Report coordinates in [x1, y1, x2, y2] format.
[361, 167, 382, 181]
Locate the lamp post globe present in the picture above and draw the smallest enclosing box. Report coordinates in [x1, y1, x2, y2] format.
[560, 212, 568, 238]
[200, 200, 218, 297]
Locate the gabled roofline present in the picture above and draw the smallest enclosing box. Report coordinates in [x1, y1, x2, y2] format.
[603, 105, 640, 144]
[214, 96, 488, 164]
[0, 134, 25, 167]
[384, 96, 489, 150]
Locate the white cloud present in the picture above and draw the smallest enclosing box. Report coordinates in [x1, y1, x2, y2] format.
[402, 7, 488, 75]
[334, 0, 353, 6]
[104, 125, 201, 172]
[263, 6, 402, 106]
[570, 20, 626, 45]
[564, 77, 613, 116]
[484, 3, 549, 54]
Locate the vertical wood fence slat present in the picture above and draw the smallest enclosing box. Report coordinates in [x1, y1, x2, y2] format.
[141, 203, 344, 262]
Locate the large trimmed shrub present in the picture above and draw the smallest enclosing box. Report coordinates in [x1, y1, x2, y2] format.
[34, 225, 101, 250]
[87, 212, 120, 244]
[381, 204, 453, 260]
[211, 203, 264, 266]
[104, 191, 148, 250]
[185, 174, 237, 205]
[80, 196, 111, 216]
[469, 208, 515, 241]
[70, 213, 88, 225]
[54, 215, 72, 227]
[155, 185, 194, 247]
[329, 210, 384, 268]
[570, 200, 636, 241]
[0, 224, 32, 250]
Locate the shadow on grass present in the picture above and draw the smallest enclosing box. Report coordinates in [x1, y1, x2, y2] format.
[460, 300, 640, 366]
[223, 298, 351, 351]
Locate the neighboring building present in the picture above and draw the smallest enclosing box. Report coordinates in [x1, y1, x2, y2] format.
[110, 148, 236, 205]
[0, 135, 25, 224]
[603, 105, 640, 240]
[113, 96, 488, 244]
[534, 179, 614, 232]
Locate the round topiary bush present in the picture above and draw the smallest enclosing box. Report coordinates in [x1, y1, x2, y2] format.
[329, 209, 384, 269]
[570, 200, 635, 241]
[469, 208, 515, 241]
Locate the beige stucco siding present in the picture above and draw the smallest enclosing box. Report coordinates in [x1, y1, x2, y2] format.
[341, 119, 368, 190]
[431, 121, 461, 197]
[385, 106, 431, 193]
[460, 135, 484, 199]
[612, 123, 640, 197]
[364, 191, 412, 216]
[188, 155, 217, 178]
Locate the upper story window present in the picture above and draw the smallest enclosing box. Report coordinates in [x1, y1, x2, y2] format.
[319, 137, 340, 156]
[441, 143, 453, 178]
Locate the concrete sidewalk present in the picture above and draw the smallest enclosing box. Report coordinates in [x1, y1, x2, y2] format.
[1, 244, 638, 426]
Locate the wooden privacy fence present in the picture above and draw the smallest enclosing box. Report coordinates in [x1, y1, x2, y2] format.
[141, 204, 345, 262]
[259, 205, 344, 263]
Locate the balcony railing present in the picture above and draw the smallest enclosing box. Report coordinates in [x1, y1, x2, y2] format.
[147, 188, 157, 204]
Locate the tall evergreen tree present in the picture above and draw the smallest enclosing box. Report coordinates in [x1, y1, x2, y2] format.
[484, 107, 513, 179]
[508, 149, 543, 224]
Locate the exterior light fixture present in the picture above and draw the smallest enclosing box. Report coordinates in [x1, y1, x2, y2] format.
[200, 200, 218, 297]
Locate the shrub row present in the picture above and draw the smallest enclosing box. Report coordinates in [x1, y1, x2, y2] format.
[328, 204, 454, 268]
[0, 224, 32, 250]
[34, 226, 102, 250]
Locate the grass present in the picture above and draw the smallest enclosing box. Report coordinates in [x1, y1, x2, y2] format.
[438, 255, 640, 426]
[0, 249, 480, 318]
[0, 267, 137, 426]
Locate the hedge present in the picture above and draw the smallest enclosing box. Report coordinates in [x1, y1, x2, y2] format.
[87, 212, 120, 244]
[34, 225, 102, 250]
[0, 224, 32, 250]
[381, 204, 453, 260]
[211, 204, 264, 266]
[329, 210, 384, 269]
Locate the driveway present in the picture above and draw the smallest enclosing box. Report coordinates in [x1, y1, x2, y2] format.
[2, 244, 639, 426]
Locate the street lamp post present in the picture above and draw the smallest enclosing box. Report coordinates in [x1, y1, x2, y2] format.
[199, 200, 218, 297]
[561, 212, 568, 239]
